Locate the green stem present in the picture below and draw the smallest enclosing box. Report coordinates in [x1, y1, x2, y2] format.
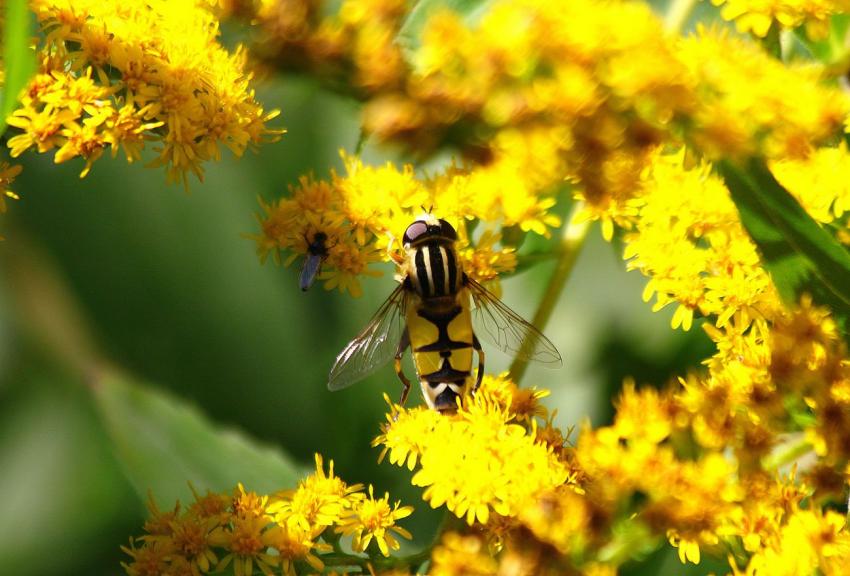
[354, 129, 368, 155]
[392, 549, 432, 570]
[663, 0, 699, 33]
[761, 435, 813, 471]
[318, 544, 432, 572]
[320, 553, 370, 568]
[508, 201, 590, 384]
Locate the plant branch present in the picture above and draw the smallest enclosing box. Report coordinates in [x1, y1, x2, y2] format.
[664, 0, 699, 33]
[761, 434, 814, 471]
[509, 201, 590, 384]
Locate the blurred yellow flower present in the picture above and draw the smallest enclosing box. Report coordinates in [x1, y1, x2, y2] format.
[0, 162, 23, 215]
[430, 532, 498, 576]
[711, 0, 850, 38]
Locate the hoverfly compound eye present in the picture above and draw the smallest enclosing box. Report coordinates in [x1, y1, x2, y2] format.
[439, 219, 457, 240]
[403, 221, 429, 245]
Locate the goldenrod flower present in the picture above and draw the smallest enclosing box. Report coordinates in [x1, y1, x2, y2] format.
[263, 523, 327, 576]
[376, 380, 570, 526]
[168, 515, 220, 575]
[335, 485, 413, 556]
[772, 144, 850, 223]
[212, 513, 278, 576]
[253, 151, 557, 294]
[230, 483, 270, 519]
[577, 384, 741, 559]
[268, 453, 363, 536]
[680, 26, 847, 160]
[6, 0, 281, 185]
[517, 485, 591, 556]
[117, 0, 850, 573]
[188, 486, 232, 524]
[623, 148, 781, 331]
[457, 230, 517, 286]
[373, 394, 445, 471]
[121, 538, 170, 576]
[429, 532, 498, 576]
[475, 372, 549, 422]
[742, 507, 850, 575]
[124, 455, 414, 575]
[321, 240, 385, 298]
[711, 0, 850, 38]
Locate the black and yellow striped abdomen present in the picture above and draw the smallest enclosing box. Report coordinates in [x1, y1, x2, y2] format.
[404, 240, 474, 411]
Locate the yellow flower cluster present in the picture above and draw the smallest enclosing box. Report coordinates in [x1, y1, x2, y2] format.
[712, 0, 850, 38]
[740, 503, 850, 576]
[122, 455, 413, 576]
[578, 383, 740, 563]
[678, 27, 846, 161]
[246, 0, 847, 242]
[622, 144, 850, 333]
[771, 143, 850, 224]
[398, 367, 849, 574]
[116, 0, 850, 572]
[252, 153, 527, 297]
[361, 181, 850, 573]
[5, 0, 281, 187]
[374, 373, 577, 526]
[624, 149, 781, 331]
[593, 144, 850, 570]
[239, 0, 408, 94]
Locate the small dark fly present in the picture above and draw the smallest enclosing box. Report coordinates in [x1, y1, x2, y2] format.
[300, 231, 329, 291]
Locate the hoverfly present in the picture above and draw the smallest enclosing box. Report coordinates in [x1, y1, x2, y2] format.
[328, 215, 562, 413]
[300, 231, 329, 291]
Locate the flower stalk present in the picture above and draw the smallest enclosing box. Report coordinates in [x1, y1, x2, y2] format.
[509, 200, 590, 384]
[663, 0, 699, 33]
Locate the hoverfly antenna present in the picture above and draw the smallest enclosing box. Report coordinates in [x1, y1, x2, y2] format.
[420, 204, 434, 214]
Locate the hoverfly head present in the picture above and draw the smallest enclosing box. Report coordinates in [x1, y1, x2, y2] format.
[403, 215, 458, 248]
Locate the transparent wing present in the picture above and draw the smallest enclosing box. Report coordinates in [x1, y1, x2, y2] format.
[467, 277, 562, 367]
[300, 253, 323, 291]
[328, 284, 409, 390]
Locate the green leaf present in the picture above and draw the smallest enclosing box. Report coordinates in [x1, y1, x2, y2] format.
[1, 0, 36, 135]
[93, 370, 306, 507]
[792, 15, 850, 64]
[397, 0, 492, 55]
[718, 156, 850, 320]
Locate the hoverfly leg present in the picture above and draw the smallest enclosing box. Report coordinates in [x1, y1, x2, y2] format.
[473, 334, 484, 393]
[394, 328, 412, 410]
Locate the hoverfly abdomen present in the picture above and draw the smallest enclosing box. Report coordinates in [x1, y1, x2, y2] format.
[413, 306, 471, 353]
[392, 216, 475, 412]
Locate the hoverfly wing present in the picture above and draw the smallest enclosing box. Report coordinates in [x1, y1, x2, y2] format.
[300, 253, 323, 291]
[328, 284, 409, 390]
[467, 277, 562, 367]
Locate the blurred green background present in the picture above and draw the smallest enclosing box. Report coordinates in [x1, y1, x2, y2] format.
[0, 72, 719, 574]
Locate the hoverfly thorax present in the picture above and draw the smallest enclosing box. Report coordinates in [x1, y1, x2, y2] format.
[402, 216, 463, 300]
